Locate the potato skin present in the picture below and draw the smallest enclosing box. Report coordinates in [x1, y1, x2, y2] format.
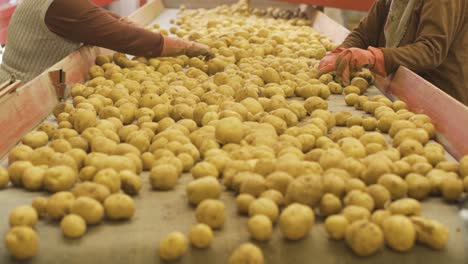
[382, 215, 416, 252]
[345, 220, 384, 257]
[229, 243, 264, 264]
[279, 203, 314, 240]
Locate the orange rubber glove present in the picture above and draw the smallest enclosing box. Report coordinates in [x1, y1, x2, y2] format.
[319, 47, 386, 85]
[161, 36, 214, 59]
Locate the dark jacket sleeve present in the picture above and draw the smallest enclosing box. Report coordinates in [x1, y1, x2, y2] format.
[341, 0, 388, 49]
[44, 0, 164, 57]
[381, 0, 459, 73]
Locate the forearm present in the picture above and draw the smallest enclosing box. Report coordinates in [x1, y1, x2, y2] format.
[381, 0, 455, 74]
[45, 0, 164, 57]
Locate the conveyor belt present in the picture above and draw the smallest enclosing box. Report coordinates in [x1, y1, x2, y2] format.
[0, 7, 467, 264]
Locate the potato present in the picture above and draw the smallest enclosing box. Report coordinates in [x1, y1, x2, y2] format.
[247, 214, 273, 241]
[346, 116, 363, 127]
[93, 168, 121, 193]
[8, 145, 33, 164]
[459, 155, 468, 176]
[9, 205, 38, 228]
[31, 197, 48, 218]
[344, 190, 374, 212]
[22, 166, 46, 191]
[319, 149, 345, 170]
[104, 193, 135, 220]
[5, 226, 39, 260]
[436, 161, 459, 173]
[186, 177, 222, 205]
[43, 166, 77, 193]
[328, 81, 343, 94]
[411, 217, 449, 250]
[38, 122, 57, 138]
[73, 109, 97, 133]
[322, 173, 346, 198]
[239, 173, 267, 197]
[324, 214, 348, 241]
[149, 164, 179, 190]
[191, 161, 219, 179]
[334, 111, 352, 126]
[388, 198, 421, 216]
[60, 214, 87, 238]
[235, 193, 256, 214]
[398, 139, 424, 157]
[279, 203, 314, 240]
[229, 243, 264, 264]
[342, 205, 371, 223]
[319, 193, 342, 216]
[345, 178, 367, 193]
[78, 166, 97, 182]
[378, 173, 408, 200]
[284, 174, 323, 207]
[46, 191, 75, 220]
[344, 85, 361, 95]
[8, 160, 33, 187]
[70, 196, 104, 225]
[21, 131, 49, 149]
[345, 93, 359, 106]
[158, 231, 188, 261]
[195, 199, 226, 229]
[366, 184, 391, 209]
[260, 189, 284, 207]
[72, 182, 110, 203]
[382, 215, 415, 252]
[403, 173, 430, 200]
[440, 176, 463, 202]
[370, 209, 391, 228]
[215, 117, 245, 144]
[189, 223, 213, 249]
[345, 220, 384, 257]
[389, 120, 416, 137]
[119, 170, 142, 196]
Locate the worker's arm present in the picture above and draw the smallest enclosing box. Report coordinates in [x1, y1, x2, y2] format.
[341, 0, 389, 49]
[45, 0, 163, 57]
[44, 0, 213, 59]
[381, 0, 459, 73]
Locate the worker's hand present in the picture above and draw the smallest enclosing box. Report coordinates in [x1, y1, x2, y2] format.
[318, 47, 386, 86]
[161, 36, 214, 60]
[186, 42, 215, 60]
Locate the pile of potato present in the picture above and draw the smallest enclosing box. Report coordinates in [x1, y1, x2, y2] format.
[1, 0, 468, 262]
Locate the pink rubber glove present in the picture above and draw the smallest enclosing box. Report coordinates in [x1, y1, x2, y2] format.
[161, 36, 214, 59]
[319, 47, 386, 85]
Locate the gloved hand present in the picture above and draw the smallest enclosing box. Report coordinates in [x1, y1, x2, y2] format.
[161, 36, 214, 60]
[318, 47, 386, 85]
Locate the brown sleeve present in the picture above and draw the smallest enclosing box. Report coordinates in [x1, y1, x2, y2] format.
[44, 0, 164, 57]
[381, 0, 459, 73]
[341, 0, 388, 49]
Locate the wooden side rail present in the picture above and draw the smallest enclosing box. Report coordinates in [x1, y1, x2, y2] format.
[378, 68, 468, 159]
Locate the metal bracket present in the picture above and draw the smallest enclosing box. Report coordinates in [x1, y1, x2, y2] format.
[49, 69, 67, 101]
